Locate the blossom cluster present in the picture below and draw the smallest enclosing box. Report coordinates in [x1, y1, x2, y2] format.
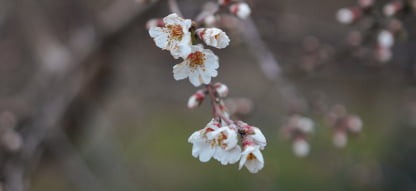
[149, 13, 229, 86]
[187, 84, 267, 173]
[326, 105, 363, 148]
[147, 2, 265, 173]
[336, 0, 413, 63]
[281, 115, 314, 157]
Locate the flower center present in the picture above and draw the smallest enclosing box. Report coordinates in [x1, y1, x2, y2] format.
[187, 51, 206, 68]
[247, 153, 257, 160]
[168, 25, 184, 41]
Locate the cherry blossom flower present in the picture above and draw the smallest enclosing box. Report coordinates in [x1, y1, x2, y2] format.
[207, 126, 241, 165]
[230, 3, 251, 19]
[173, 44, 219, 87]
[346, 115, 363, 133]
[383, 2, 402, 17]
[293, 138, 310, 157]
[239, 144, 264, 173]
[188, 120, 221, 162]
[149, 13, 192, 59]
[196, 28, 230, 49]
[240, 122, 267, 149]
[336, 8, 361, 24]
[297, 116, 314, 133]
[378, 30, 394, 48]
[333, 131, 347, 148]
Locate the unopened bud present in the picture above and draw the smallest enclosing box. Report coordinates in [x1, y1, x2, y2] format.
[230, 3, 251, 19]
[187, 90, 205, 109]
[358, 0, 374, 9]
[145, 18, 164, 30]
[214, 82, 229, 97]
[218, 0, 232, 5]
[333, 131, 347, 148]
[377, 30, 394, 48]
[383, 2, 402, 17]
[293, 138, 310, 157]
[195, 28, 230, 49]
[336, 8, 362, 24]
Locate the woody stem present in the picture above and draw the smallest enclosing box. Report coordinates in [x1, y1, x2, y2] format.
[206, 84, 233, 125]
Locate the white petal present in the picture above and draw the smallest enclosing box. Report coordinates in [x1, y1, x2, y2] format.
[214, 146, 241, 165]
[252, 128, 267, 149]
[198, 143, 216, 162]
[239, 154, 247, 170]
[188, 131, 201, 143]
[188, 70, 202, 87]
[173, 62, 189, 80]
[149, 28, 169, 49]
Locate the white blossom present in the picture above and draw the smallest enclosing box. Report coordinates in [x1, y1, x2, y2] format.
[336, 8, 354, 24]
[230, 3, 251, 19]
[296, 116, 314, 133]
[347, 115, 363, 133]
[384, 2, 402, 17]
[378, 30, 394, 48]
[239, 145, 264, 173]
[188, 120, 220, 162]
[203, 15, 217, 27]
[173, 44, 219, 87]
[251, 127, 267, 150]
[293, 139, 310, 157]
[196, 28, 230, 49]
[149, 13, 192, 59]
[207, 126, 241, 165]
[333, 131, 347, 148]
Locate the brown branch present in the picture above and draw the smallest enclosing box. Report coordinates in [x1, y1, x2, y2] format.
[3, 1, 159, 191]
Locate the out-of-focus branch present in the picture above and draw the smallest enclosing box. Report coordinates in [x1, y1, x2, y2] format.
[3, 0, 159, 191]
[47, 129, 106, 191]
[168, 0, 183, 17]
[236, 17, 307, 112]
[239, 18, 281, 81]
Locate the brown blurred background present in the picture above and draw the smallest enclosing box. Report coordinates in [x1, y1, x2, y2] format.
[0, 0, 416, 190]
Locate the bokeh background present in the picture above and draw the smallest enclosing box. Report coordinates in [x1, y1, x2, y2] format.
[1, 0, 416, 190]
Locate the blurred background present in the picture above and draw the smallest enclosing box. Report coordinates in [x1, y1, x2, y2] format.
[1, 0, 416, 190]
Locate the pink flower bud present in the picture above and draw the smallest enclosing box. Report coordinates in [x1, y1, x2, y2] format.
[218, 0, 232, 5]
[336, 8, 362, 24]
[214, 82, 229, 97]
[145, 18, 164, 30]
[384, 2, 402, 17]
[230, 3, 251, 19]
[187, 90, 205, 109]
[358, 0, 374, 9]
